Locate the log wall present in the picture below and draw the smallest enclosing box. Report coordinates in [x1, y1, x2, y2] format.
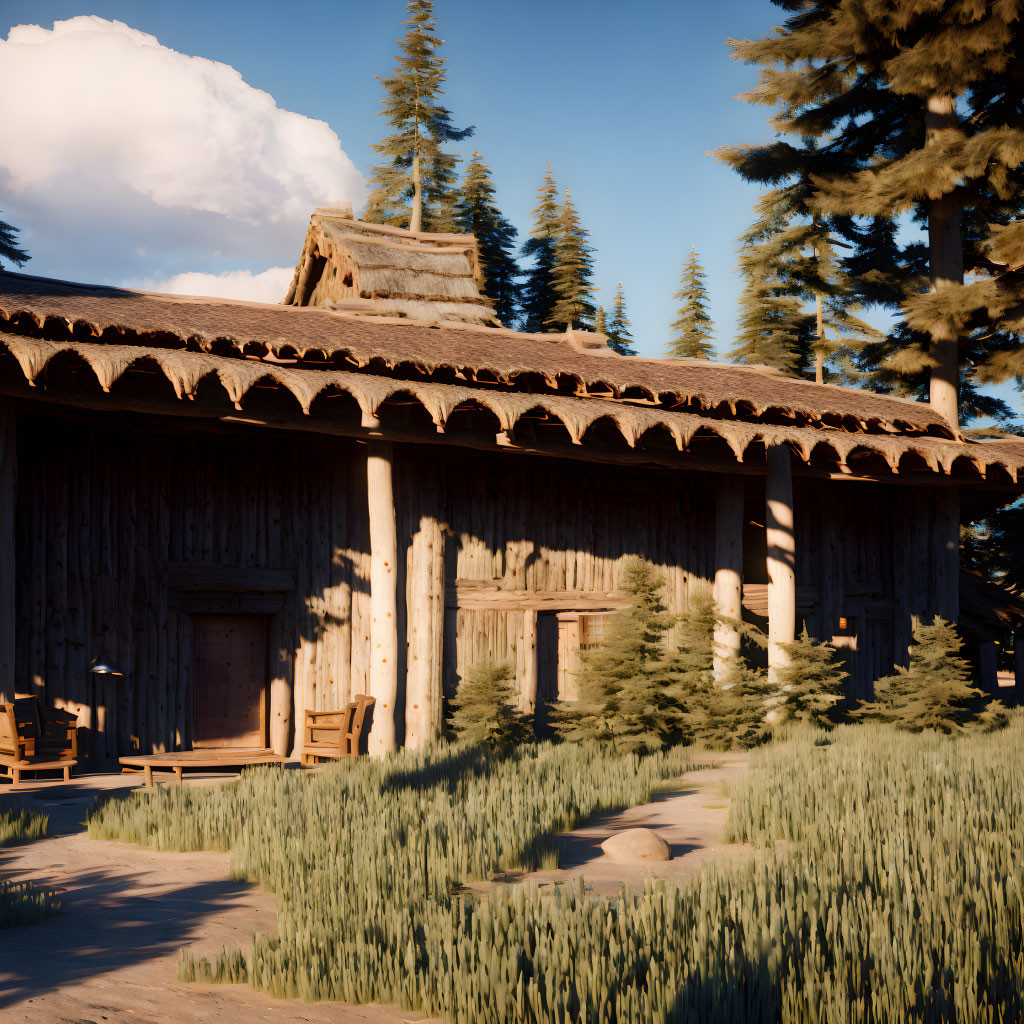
[8, 407, 963, 760]
[12, 412, 370, 762]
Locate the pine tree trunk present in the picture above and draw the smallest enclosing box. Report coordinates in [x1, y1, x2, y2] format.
[925, 96, 964, 429]
[814, 292, 825, 385]
[409, 151, 423, 233]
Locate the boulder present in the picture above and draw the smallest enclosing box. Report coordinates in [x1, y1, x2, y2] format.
[599, 828, 672, 863]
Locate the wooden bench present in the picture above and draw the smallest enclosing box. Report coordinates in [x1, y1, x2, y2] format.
[0, 697, 78, 787]
[118, 748, 285, 788]
[301, 694, 375, 764]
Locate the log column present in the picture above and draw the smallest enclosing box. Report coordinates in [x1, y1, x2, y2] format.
[405, 509, 445, 750]
[766, 444, 796, 684]
[713, 476, 744, 681]
[367, 441, 399, 754]
[0, 401, 14, 701]
[519, 608, 539, 713]
[269, 614, 292, 758]
[934, 487, 960, 623]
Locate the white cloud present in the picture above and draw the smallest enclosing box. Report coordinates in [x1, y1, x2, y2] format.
[0, 16, 364, 285]
[126, 266, 295, 304]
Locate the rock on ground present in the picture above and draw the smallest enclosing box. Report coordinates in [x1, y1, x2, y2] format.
[600, 828, 672, 863]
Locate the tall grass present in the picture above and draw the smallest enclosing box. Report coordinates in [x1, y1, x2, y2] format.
[88, 723, 1024, 1021]
[0, 807, 49, 848]
[0, 805, 59, 927]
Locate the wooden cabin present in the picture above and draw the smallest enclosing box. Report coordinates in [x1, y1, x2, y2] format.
[1, 211, 1022, 764]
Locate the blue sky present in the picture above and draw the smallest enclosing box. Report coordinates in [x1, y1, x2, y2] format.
[0, 1, 1017, 419]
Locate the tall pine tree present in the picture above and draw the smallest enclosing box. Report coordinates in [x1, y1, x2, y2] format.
[726, 3, 1024, 427]
[606, 280, 636, 355]
[455, 152, 520, 326]
[364, 0, 473, 233]
[0, 215, 28, 269]
[667, 249, 714, 359]
[731, 242, 811, 375]
[520, 166, 560, 333]
[594, 305, 608, 335]
[548, 189, 596, 330]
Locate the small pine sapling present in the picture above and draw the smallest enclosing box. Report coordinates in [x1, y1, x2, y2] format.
[772, 627, 847, 726]
[450, 661, 533, 748]
[660, 591, 717, 738]
[689, 662, 768, 751]
[856, 616, 1002, 733]
[552, 558, 675, 752]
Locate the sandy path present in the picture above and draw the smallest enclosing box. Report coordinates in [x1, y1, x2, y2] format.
[0, 753, 749, 1022]
[470, 752, 751, 897]
[0, 777, 428, 1024]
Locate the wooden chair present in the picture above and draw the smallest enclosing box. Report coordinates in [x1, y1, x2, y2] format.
[301, 694, 375, 764]
[0, 696, 78, 786]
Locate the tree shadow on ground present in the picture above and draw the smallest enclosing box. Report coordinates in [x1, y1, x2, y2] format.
[0, 860, 256, 1011]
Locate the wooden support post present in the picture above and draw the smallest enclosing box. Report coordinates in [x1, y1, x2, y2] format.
[713, 476, 743, 681]
[934, 487, 960, 623]
[268, 613, 292, 758]
[367, 441, 399, 755]
[977, 640, 997, 695]
[766, 444, 796, 684]
[0, 401, 14, 702]
[519, 608, 539, 713]
[1014, 632, 1024, 708]
[406, 511, 445, 750]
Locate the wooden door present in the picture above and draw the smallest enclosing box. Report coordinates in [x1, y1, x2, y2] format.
[193, 615, 268, 749]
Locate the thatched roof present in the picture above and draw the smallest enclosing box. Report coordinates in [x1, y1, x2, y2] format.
[2, 330, 1023, 484]
[0, 272, 963, 439]
[282, 207, 499, 327]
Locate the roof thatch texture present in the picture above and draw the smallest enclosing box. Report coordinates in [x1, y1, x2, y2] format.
[2, 331, 1021, 483]
[0, 273, 964, 439]
[283, 209, 498, 327]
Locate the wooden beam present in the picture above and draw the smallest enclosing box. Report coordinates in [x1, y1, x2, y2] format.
[367, 440, 399, 755]
[713, 475, 743, 680]
[0, 381, 1006, 491]
[405, 508, 444, 750]
[933, 487, 960, 623]
[164, 563, 296, 593]
[0, 400, 14, 700]
[447, 583, 629, 611]
[766, 444, 796, 684]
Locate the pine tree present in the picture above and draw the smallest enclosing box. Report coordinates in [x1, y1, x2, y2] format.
[552, 558, 677, 753]
[667, 249, 714, 360]
[450, 661, 532, 747]
[688, 662, 768, 751]
[855, 617, 1000, 734]
[772, 627, 847, 726]
[661, 591, 717, 729]
[731, 245, 811, 375]
[606, 281, 636, 355]
[594, 305, 608, 336]
[725, 3, 1024, 428]
[0, 216, 28, 269]
[455, 153, 520, 326]
[547, 189, 596, 331]
[520, 166, 560, 333]
[364, 0, 474, 233]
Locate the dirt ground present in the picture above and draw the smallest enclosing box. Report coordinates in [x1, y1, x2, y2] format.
[0, 754, 749, 1023]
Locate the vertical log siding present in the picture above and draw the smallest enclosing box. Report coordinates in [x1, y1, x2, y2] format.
[12, 409, 962, 760]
